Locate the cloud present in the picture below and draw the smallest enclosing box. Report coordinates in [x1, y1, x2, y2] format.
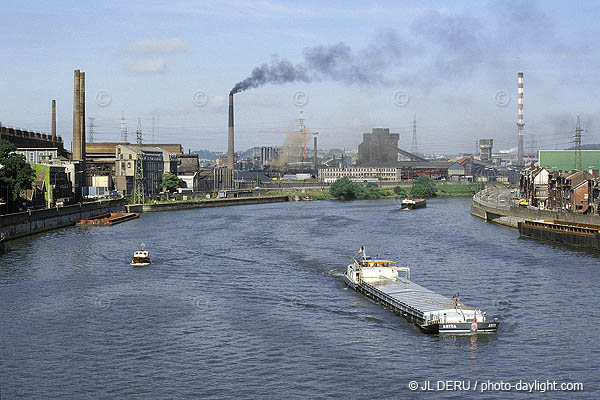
[127, 58, 167, 73]
[121, 38, 188, 54]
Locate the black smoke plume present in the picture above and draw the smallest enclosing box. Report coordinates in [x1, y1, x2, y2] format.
[231, 33, 405, 94]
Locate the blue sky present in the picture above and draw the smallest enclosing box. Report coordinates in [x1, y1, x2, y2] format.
[2, 0, 600, 154]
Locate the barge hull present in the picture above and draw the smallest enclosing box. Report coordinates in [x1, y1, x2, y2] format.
[518, 220, 600, 250]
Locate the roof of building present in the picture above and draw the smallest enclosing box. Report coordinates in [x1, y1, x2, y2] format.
[360, 161, 454, 169]
[177, 154, 199, 174]
[235, 171, 270, 182]
[118, 144, 166, 154]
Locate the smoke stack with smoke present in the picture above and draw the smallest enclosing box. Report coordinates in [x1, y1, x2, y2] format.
[227, 92, 234, 170]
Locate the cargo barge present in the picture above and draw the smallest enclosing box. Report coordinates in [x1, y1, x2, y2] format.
[401, 198, 426, 210]
[518, 219, 600, 250]
[76, 212, 139, 226]
[344, 252, 498, 334]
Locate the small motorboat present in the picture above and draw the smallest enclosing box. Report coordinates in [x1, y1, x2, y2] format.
[131, 243, 151, 266]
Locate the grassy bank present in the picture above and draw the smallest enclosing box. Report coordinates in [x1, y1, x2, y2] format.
[436, 184, 481, 197]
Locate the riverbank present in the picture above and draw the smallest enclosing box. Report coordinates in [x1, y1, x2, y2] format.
[270, 183, 480, 202]
[471, 188, 600, 228]
[126, 195, 289, 212]
[0, 198, 125, 241]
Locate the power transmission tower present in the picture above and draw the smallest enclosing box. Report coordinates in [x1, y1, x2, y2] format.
[88, 117, 95, 143]
[574, 115, 583, 170]
[475, 138, 479, 156]
[411, 114, 418, 155]
[131, 119, 145, 204]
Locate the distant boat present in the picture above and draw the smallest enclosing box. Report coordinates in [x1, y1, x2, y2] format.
[401, 198, 427, 210]
[131, 243, 151, 267]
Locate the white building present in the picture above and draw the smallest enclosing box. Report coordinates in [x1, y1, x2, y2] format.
[318, 167, 401, 183]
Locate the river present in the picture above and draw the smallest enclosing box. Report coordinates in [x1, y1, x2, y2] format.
[1, 197, 598, 399]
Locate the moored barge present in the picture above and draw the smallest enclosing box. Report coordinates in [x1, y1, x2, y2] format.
[518, 219, 600, 250]
[344, 251, 498, 334]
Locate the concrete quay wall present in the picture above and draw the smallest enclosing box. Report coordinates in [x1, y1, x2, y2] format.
[127, 195, 289, 213]
[0, 198, 125, 240]
[471, 193, 600, 228]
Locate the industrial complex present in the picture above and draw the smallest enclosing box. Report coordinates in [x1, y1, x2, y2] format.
[1, 69, 596, 214]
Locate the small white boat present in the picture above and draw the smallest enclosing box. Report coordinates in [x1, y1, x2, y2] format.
[131, 243, 151, 266]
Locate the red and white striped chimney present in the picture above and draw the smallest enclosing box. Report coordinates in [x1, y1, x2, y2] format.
[517, 72, 524, 165]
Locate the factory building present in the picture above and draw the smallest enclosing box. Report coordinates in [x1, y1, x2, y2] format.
[319, 167, 401, 183]
[479, 139, 493, 161]
[114, 145, 164, 196]
[357, 128, 400, 165]
[261, 146, 280, 166]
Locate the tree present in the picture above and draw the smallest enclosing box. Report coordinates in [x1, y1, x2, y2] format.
[410, 175, 437, 198]
[330, 177, 360, 200]
[160, 173, 184, 193]
[0, 139, 35, 212]
[362, 182, 384, 199]
[393, 186, 408, 197]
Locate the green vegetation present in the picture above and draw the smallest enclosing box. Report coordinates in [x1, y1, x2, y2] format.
[410, 175, 437, 198]
[436, 183, 480, 197]
[0, 139, 35, 212]
[329, 177, 395, 200]
[160, 173, 184, 193]
[329, 177, 359, 200]
[393, 185, 408, 197]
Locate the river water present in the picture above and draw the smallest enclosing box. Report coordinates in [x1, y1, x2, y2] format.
[1, 198, 598, 399]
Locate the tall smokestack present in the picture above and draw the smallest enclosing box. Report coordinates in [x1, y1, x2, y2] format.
[79, 71, 86, 162]
[121, 111, 127, 142]
[227, 92, 234, 170]
[73, 69, 81, 160]
[313, 134, 318, 174]
[517, 72, 524, 165]
[51, 99, 56, 142]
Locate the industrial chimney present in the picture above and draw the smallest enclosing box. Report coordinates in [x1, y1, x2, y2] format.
[79, 71, 86, 162]
[51, 99, 56, 142]
[313, 133, 318, 174]
[227, 92, 234, 170]
[517, 72, 524, 165]
[73, 70, 81, 160]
